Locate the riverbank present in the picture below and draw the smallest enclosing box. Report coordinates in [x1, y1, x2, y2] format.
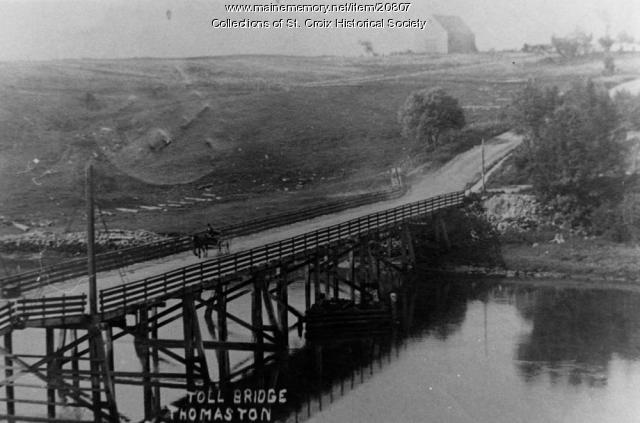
[437, 196, 640, 285]
[414, 188, 640, 285]
[431, 235, 640, 284]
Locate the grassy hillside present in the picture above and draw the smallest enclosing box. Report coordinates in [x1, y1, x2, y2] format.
[1, 52, 638, 237]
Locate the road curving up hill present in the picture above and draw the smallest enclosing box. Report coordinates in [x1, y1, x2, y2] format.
[19, 75, 640, 300]
[23, 131, 522, 299]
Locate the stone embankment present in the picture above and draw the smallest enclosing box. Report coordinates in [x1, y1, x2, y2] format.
[483, 191, 542, 233]
[0, 229, 168, 254]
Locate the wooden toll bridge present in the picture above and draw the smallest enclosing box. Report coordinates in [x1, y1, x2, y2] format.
[0, 189, 465, 422]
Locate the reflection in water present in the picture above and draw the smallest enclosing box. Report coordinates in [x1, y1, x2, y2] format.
[167, 276, 640, 423]
[288, 277, 640, 423]
[515, 288, 640, 388]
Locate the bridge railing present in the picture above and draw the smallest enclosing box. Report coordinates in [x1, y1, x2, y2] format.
[1, 187, 404, 295]
[14, 295, 87, 321]
[0, 294, 87, 336]
[100, 191, 465, 315]
[0, 303, 13, 335]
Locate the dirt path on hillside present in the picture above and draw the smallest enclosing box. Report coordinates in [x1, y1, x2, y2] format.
[24, 131, 522, 298]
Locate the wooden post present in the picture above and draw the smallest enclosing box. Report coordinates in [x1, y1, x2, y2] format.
[86, 163, 97, 318]
[332, 257, 339, 300]
[349, 250, 356, 302]
[313, 255, 321, 303]
[189, 302, 210, 385]
[92, 328, 118, 421]
[251, 279, 264, 385]
[439, 217, 451, 250]
[305, 264, 311, 312]
[324, 255, 331, 297]
[216, 284, 230, 388]
[367, 241, 377, 301]
[278, 267, 289, 350]
[151, 308, 161, 413]
[4, 333, 14, 422]
[71, 330, 80, 392]
[140, 308, 153, 420]
[182, 298, 196, 391]
[105, 326, 115, 389]
[86, 164, 103, 423]
[45, 328, 56, 419]
[359, 239, 368, 305]
[402, 224, 416, 267]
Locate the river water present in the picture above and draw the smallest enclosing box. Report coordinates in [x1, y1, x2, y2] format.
[6, 276, 640, 423]
[278, 276, 640, 423]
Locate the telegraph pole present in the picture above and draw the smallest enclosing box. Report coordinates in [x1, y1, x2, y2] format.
[86, 162, 97, 317]
[86, 162, 102, 422]
[481, 138, 486, 192]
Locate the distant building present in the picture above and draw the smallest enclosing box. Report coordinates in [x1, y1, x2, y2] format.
[423, 15, 478, 54]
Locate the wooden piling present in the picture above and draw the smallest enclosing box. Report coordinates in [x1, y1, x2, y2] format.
[71, 329, 80, 392]
[252, 279, 265, 385]
[4, 333, 14, 422]
[216, 284, 230, 387]
[278, 268, 289, 350]
[349, 250, 356, 302]
[105, 326, 115, 392]
[182, 298, 196, 391]
[313, 255, 321, 303]
[150, 308, 161, 413]
[324, 255, 331, 297]
[305, 264, 311, 312]
[439, 217, 451, 250]
[140, 308, 153, 420]
[45, 328, 56, 419]
[332, 257, 339, 300]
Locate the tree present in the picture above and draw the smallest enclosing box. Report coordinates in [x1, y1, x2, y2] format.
[509, 81, 560, 173]
[598, 35, 614, 52]
[510, 80, 627, 229]
[358, 40, 377, 56]
[532, 82, 626, 222]
[398, 88, 465, 147]
[614, 91, 640, 131]
[598, 35, 616, 74]
[551, 30, 593, 58]
[510, 81, 560, 138]
[617, 31, 635, 44]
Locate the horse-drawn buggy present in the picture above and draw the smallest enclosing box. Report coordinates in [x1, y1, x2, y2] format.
[192, 227, 230, 258]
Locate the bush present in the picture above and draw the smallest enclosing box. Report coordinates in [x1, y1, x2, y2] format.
[398, 88, 465, 148]
[508, 80, 628, 233]
[592, 192, 640, 242]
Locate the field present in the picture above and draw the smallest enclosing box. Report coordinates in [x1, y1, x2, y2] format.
[1, 51, 639, 240]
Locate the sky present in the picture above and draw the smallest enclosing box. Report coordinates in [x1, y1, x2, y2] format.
[0, 0, 638, 60]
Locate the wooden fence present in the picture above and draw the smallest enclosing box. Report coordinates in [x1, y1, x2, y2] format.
[1, 187, 404, 295]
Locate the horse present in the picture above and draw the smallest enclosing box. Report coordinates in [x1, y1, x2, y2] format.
[192, 233, 230, 258]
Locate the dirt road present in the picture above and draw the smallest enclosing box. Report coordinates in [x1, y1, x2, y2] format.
[25, 131, 522, 298]
[610, 79, 640, 96]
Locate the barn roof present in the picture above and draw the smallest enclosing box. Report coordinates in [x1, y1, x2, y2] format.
[432, 15, 475, 37]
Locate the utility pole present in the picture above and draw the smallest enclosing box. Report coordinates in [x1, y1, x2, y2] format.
[86, 162, 102, 422]
[481, 138, 486, 193]
[86, 162, 97, 317]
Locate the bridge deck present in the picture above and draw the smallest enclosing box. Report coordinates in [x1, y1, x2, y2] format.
[0, 134, 520, 332]
[18, 134, 520, 303]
